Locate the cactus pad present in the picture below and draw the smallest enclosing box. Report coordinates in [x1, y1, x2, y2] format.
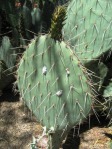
[103, 81, 112, 124]
[0, 36, 17, 69]
[17, 35, 94, 148]
[63, 0, 112, 63]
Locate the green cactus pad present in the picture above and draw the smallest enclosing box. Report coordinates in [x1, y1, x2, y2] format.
[31, 7, 42, 33]
[0, 36, 17, 69]
[103, 82, 112, 98]
[0, 36, 17, 89]
[63, 0, 112, 63]
[17, 35, 94, 148]
[103, 81, 112, 122]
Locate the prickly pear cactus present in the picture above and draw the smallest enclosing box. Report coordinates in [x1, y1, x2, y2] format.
[17, 35, 95, 148]
[20, 5, 32, 39]
[0, 0, 19, 28]
[0, 36, 17, 89]
[22, 5, 32, 31]
[85, 61, 108, 92]
[0, 36, 17, 69]
[103, 81, 112, 125]
[31, 7, 42, 34]
[63, 0, 112, 64]
[42, 0, 55, 32]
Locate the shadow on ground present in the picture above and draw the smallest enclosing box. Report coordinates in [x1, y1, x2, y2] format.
[0, 88, 19, 102]
[0, 89, 37, 149]
[63, 113, 111, 149]
[0, 90, 111, 149]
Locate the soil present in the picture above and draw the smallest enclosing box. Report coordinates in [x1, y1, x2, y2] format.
[0, 89, 112, 149]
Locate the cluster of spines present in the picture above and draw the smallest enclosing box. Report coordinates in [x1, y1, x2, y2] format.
[50, 5, 66, 41]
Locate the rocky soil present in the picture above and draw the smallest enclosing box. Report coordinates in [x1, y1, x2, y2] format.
[0, 89, 112, 149]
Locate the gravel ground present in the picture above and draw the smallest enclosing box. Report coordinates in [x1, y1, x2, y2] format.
[0, 89, 112, 149]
